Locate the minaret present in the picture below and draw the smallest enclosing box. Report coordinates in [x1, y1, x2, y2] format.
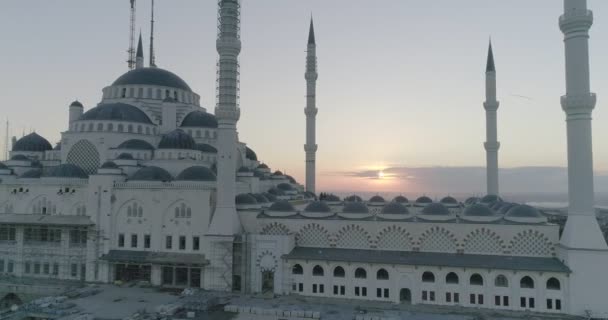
[483, 41, 499, 196]
[304, 17, 318, 194]
[135, 33, 144, 69]
[558, 0, 608, 316]
[209, 0, 242, 236]
[149, 0, 156, 67]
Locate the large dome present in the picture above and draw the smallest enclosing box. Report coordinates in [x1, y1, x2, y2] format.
[112, 67, 192, 91]
[12, 132, 52, 152]
[463, 203, 496, 216]
[80, 103, 152, 124]
[45, 164, 88, 179]
[117, 139, 155, 150]
[131, 166, 172, 181]
[158, 129, 196, 149]
[343, 202, 369, 214]
[180, 110, 218, 128]
[176, 166, 216, 181]
[245, 147, 258, 161]
[304, 201, 332, 213]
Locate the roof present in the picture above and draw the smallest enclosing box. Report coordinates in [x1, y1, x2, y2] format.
[130, 166, 172, 181]
[112, 67, 192, 91]
[304, 201, 331, 213]
[381, 202, 409, 214]
[236, 193, 258, 205]
[136, 33, 143, 58]
[343, 202, 369, 214]
[421, 203, 450, 215]
[486, 41, 495, 72]
[269, 200, 296, 212]
[463, 203, 496, 216]
[12, 132, 53, 152]
[117, 153, 134, 160]
[100, 161, 119, 169]
[393, 195, 409, 203]
[80, 103, 153, 124]
[117, 139, 155, 150]
[21, 169, 43, 178]
[308, 17, 315, 45]
[0, 214, 94, 226]
[70, 100, 83, 108]
[277, 183, 293, 191]
[506, 204, 542, 218]
[369, 195, 385, 203]
[415, 196, 433, 204]
[176, 166, 216, 181]
[195, 143, 217, 153]
[158, 129, 196, 150]
[283, 247, 570, 273]
[45, 164, 88, 179]
[180, 110, 218, 128]
[100, 250, 208, 265]
[440, 196, 458, 204]
[245, 147, 257, 161]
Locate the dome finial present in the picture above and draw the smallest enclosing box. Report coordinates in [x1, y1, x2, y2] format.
[486, 38, 495, 72]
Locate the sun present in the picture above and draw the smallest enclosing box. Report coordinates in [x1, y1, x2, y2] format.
[377, 170, 385, 179]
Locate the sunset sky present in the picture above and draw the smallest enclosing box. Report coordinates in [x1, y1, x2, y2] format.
[2, 1, 608, 194]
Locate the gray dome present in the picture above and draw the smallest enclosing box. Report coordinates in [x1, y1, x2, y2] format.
[12, 132, 53, 152]
[393, 195, 409, 203]
[10, 154, 29, 161]
[480, 194, 503, 204]
[21, 169, 42, 178]
[463, 203, 496, 216]
[195, 143, 217, 153]
[117, 153, 134, 160]
[268, 188, 285, 196]
[440, 196, 458, 204]
[117, 139, 155, 150]
[421, 203, 450, 215]
[80, 103, 153, 124]
[506, 204, 542, 218]
[272, 170, 283, 176]
[464, 197, 479, 205]
[262, 192, 277, 202]
[343, 202, 369, 214]
[245, 147, 257, 161]
[257, 163, 269, 169]
[285, 175, 296, 184]
[180, 110, 218, 128]
[304, 201, 331, 213]
[268, 200, 295, 212]
[70, 100, 83, 108]
[369, 195, 385, 203]
[158, 129, 196, 149]
[45, 164, 88, 179]
[130, 166, 172, 181]
[277, 183, 293, 191]
[235, 193, 257, 205]
[415, 196, 433, 204]
[238, 166, 250, 173]
[381, 202, 409, 214]
[100, 161, 119, 169]
[498, 202, 516, 214]
[251, 193, 269, 203]
[491, 201, 507, 210]
[176, 166, 216, 181]
[112, 67, 192, 91]
[345, 195, 363, 202]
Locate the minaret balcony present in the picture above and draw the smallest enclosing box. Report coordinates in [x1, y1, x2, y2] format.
[559, 9, 593, 34]
[561, 93, 596, 116]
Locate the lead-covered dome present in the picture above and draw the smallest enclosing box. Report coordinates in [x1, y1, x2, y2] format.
[480, 194, 503, 204]
[342, 202, 369, 214]
[381, 202, 409, 215]
[12, 132, 52, 152]
[245, 147, 257, 161]
[112, 67, 192, 91]
[277, 183, 294, 191]
[440, 196, 458, 205]
[117, 139, 155, 150]
[393, 195, 409, 204]
[80, 103, 152, 124]
[304, 201, 332, 213]
[235, 193, 257, 205]
[421, 203, 450, 215]
[369, 195, 385, 203]
[130, 166, 172, 181]
[345, 195, 363, 202]
[251, 193, 269, 204]
[180, 110, 218, 128]
[158, 129, 196, 149]
[176, 166, 216, 181]
[505, 204, 542, 218]
[463, 203, 495, 216]
[45, 164, 88, 179]
[268, 200, 295, 212]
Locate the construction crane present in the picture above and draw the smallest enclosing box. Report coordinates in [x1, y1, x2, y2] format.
[149, 0, 156, 67]
[127, 0, 137, 69]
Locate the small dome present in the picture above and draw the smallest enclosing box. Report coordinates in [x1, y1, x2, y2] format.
[381, 202, 409, 214]
[195, 143, 217, 153]
[70, 100, 83, 108]
[506, 204, 542, 218]
[285, 175, 296, 184]
[100, 161, 119, 169]
[257, 163, 269, 169]
[131, 166, 172, 181]
[176, 166, 216, 181]
[343, 202, 369, 214]
[245, 147, 258, 161]
[235, 193, 258, 205]
[277, 183, 293, 191]
[463, 204, 496, 217]
[491, 201, 506, 210]
[10, 154, 29, 161]
[267, 188, 285, 196]
[117, 139, 155, 150]
[238, 166, 250, 173]
[369, 195, 385, 203]
[480, 194, 503, 204]
[262, 192, 277, 202]
[80, 102, 152, 124]
[464, 197, 479, 205]
[117, 153, 134, 160]
[345, 195, 363, 202]
[498, 202, 516, 214]
[12, 132, 53, 152]
[112, 67, 192, 91]
[440, 196, 458, 204]
[304, 201, 331, 213]
[53, 142, 62, 150]
[158, 129, 196, 149]
[323, 194, 341, 202]
[421, 203, 450, 215]
[21, 169, 42, 178]
[268, 200, 295, 212]
[272, 170, 283, 176]
[45, 164, 88, 179]
[251, 193, 269, 203]
[180, 110, 218, 128]
[415, 196, 433, 204]
[393, 195, 409, 204]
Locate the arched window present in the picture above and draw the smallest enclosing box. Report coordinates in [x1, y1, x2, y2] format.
[422, 271, 435, 283]
[156, 89, 161, 99]
[333, 266, 345, 278]
[520, 276, 534, 289]
[128, 124, 133, 133]
[137, 125, 142, 134]
[292, 264, 303, 275]
[376, 268, 389, 280]
[165, 90, 170, 98]
[174, 91, 178, 100]
[107, 123, 114, 131]
[122, 88, 127, 98]
[495, 275, 508, 287]
[470, 273, 484, 286]
[118, 124, 124, 132]
[355, 268, 367, 279]
[312, 265, 324, 276]
[546, 277, 560, 290]
[445, 272, 459, 284]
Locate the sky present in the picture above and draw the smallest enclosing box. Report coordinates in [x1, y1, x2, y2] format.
[1, 1, 608, 195]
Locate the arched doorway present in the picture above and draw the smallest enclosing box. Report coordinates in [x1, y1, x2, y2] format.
[261, 271, 274, 293]
[400, 288, 412, 303]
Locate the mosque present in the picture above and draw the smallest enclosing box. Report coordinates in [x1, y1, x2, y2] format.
[0, 0, 607, 317]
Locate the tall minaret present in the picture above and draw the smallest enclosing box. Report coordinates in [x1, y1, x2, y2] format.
[209, 0, 242, 236]
[304, 17, 318, 194]
[483, 41, 499, 196]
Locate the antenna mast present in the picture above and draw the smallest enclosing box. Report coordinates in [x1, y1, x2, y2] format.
[149, 0, 156, 67]
[127, 0, 137, 69]
[4, 119, 8, 161]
